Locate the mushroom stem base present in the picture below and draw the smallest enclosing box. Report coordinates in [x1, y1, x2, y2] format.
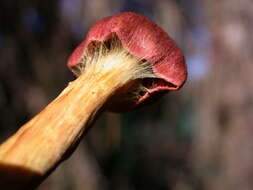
[0, 50, 146, 189]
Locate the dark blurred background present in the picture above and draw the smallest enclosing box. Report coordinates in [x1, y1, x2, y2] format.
[0, 0, 252, 189]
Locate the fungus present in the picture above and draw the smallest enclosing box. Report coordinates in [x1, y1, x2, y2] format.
[68, 12, 187, 110]
[0, 12, 187, 189]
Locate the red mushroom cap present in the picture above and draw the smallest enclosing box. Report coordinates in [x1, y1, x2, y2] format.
[68, 12, 187, 109]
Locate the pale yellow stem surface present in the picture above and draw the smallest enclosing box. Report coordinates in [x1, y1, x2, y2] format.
[0, 43, 154, 189]
[0, 71, 119, 188]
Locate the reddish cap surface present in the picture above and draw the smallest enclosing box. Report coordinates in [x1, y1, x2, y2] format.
[68, 12, 187, 109]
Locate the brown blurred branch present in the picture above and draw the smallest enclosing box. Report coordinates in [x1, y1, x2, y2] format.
[192, 0, 253, 189]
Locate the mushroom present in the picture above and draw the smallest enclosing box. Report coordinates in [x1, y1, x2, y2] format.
[0, 12, 187, 189]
